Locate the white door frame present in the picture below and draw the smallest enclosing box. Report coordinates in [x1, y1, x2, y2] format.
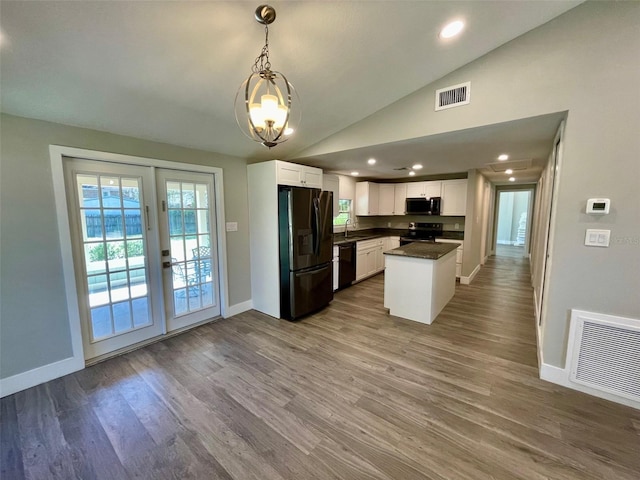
[50, 145, 230, 369]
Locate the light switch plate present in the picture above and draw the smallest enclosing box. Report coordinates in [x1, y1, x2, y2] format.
[226, 222, 238, 232]
[585, 229, 610, 247]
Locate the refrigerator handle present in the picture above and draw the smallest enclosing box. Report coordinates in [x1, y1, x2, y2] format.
[313, 196, 321, 256]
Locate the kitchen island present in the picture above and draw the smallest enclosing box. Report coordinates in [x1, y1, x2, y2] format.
[383, 242, 458, 325]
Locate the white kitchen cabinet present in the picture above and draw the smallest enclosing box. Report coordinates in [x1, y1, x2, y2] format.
[323, 174, 340, 217]
[355, 182, 380, 216]
[394, 184, 407, 215]
[355, 238, 385, 281]
[378, 184, 395, 216]
[276, 160, 323, 189]
[386, 236, 400, 251]
[406, 181, 442, 198]
[436, 238, 464, 278]
[441, 179, 467, 216]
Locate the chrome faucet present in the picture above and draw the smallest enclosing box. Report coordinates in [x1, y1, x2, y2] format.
[344, 218, 352, 238]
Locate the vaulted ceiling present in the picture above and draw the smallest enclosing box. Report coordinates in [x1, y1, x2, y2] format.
[1, 1, 581, 180]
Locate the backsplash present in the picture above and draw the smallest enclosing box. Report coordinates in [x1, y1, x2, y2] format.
[354, 215, 465, 232]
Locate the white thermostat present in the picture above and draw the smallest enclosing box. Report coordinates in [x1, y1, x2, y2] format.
[586, 198, 610, 215]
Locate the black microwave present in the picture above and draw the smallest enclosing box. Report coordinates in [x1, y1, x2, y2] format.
[405, 197, 441, 215]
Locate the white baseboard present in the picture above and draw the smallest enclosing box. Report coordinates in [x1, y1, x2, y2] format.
[460, 264, 481, 285]
[225, 299, 253, 318]
[0, 356, 84, 398]
[539, 361, 640, 410]
[1, 300, 254, 398]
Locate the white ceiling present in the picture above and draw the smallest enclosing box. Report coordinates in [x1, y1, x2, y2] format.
[1, 1, 581, 180]
[292, 112, 567, 184]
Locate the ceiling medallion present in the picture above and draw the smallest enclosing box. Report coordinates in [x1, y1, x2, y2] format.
[234, 5, 300, 148]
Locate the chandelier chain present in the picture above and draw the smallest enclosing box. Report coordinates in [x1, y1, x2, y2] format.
[252, 25, 271, 73]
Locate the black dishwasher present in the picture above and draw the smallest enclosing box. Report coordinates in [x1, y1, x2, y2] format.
[338, 242, 356, 289]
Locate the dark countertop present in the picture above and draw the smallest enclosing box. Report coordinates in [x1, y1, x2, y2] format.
[439, 231, 465, 241]
[333, 228, 464, 245]
[332, 228, 406, 245]
[383, 242, 459, 260]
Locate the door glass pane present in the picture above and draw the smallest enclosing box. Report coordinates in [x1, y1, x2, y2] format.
[182, 183, 195, 208]
[132, 298, 150, 327]
[196, 184, 208, 208]
[75, 173, 152, 342]
[91, 306, 112, 339]
[88, 275, 109, 307]
[167, 182, 181, 208]
[166, 179, 216, 317]
[84, 243, 106, 275]
[113, 302, 132, 333]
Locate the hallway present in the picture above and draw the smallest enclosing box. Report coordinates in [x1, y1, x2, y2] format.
[2, 254, 639, 479]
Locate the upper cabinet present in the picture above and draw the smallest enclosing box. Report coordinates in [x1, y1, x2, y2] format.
[353, 178, 467, 217]
[378, 184, 395, 216]
[276, 160, 323, 189]
[440, 179, 468, 216]
[393, 184, 407, 215]
[355, 181, 379, 216]
[322, 174, 340, 218]
[405, 181, 442, 198]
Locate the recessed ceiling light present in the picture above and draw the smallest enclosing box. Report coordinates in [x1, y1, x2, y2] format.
[505, 169, 513, 175]
[409, 171, 416, 177]
[412, 164, 423, 170]
[351, 171, 359, 176]
[440, 20, 465, 39]
[367, 158, 376, 165]
[509, 177, 516, 182]
[498, 154, 509, 161]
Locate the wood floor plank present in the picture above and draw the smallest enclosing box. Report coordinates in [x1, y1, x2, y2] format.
[1, 395, 25, 479]
[2, 250, 639, 479]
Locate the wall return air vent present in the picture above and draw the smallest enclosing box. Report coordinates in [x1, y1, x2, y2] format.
[435, 82, 470, 111]
[568, 310, 640, 403]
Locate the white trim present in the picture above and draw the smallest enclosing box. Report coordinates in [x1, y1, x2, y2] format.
[50, 151, 86, 369]
[460, 264, 480, 285]
[539, 361, 640, 410]
[538, 121, 565, 329]
[0, 356, 83, 398]
[225, 300, 253, 318]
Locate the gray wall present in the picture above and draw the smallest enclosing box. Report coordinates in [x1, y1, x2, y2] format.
[295, 2, 640, 368]
[0, 114, 251, 379]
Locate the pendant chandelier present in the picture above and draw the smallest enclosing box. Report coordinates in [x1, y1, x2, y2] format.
[234, 5, 300, 148]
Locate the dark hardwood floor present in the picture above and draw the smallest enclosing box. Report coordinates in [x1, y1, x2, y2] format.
[2, 254, 639, 479]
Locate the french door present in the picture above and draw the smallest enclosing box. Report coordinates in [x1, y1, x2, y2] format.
[156, 169, 220, 332]
[64, 159, 220, 361]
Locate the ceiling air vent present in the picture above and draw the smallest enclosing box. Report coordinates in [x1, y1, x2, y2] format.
[435, 82, 470, 111]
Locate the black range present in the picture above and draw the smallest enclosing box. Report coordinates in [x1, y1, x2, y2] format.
[400, 222, 443, 246]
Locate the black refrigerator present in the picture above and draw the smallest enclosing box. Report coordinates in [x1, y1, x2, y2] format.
[278, 186, 334, 320]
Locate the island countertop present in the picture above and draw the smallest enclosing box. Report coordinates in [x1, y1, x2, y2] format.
[384, 242, 458, 260]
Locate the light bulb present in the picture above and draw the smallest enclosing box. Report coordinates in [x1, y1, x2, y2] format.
[261, 94, 279, 123]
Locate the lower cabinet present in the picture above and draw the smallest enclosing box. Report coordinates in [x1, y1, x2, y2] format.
[355, 238, 384, 282]
[355, 237, 396, 282]
[436, 238, 464, 278]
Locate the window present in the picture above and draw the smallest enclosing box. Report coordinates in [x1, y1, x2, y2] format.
[333, 199, 352, 226]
